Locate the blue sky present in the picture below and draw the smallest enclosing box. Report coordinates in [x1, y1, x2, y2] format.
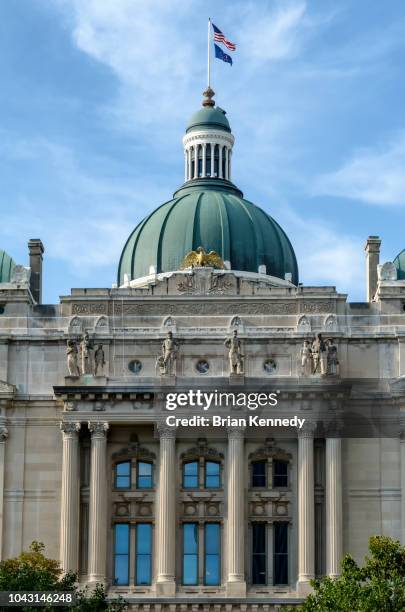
[1, 0, 405, 303]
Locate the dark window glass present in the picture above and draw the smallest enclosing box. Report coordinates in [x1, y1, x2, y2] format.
[114, 524, 129, 585]
[183, 523, 198, 585]
[205, 461, 220, 488]
[183, 461, 199, 488]
[252, 461, 266, 487]
[214, 144, 219, 177]
[206, 144, 211, 176]
[252, 523, 266, 585]
[274, 522, 288, 585]
[273, 460, 288, 488]
[205, 523, 220, 585]
[115, 461, 131, 489]
[136, 523, 152, 585]
[137, 461, 153, 489]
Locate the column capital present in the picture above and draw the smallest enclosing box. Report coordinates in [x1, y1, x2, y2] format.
[227, 426, 245, 440]
[60, 422, 81, 435]
[297, 421, 317, 438]
[156, 422, 177, 440]
[325, 418, 344, 438]
[88, 422, 109, 437]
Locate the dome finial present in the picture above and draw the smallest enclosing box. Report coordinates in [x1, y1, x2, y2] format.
[202, 86, 215, 108]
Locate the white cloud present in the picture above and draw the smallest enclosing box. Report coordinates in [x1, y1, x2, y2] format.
[313, 132, 405, 206]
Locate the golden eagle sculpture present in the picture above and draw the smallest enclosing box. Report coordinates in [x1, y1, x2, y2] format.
[180, 246, 225, 269]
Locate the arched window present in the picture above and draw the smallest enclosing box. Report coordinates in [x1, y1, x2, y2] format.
[183, 461, 199, 488]
[251, 460, 266, 488]
[213, 144, 219, 177]
[206, 144, 211, 176]
[115, 461, 131, 489]
[205, 461, 220, 488]
[273, 460, 288, 487]
[190, 147, 195, 178]
[137, 461, 153, 489]
[222, 146, 226, 178]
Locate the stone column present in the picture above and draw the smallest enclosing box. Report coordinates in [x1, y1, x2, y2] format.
[156, 424, 176, 596]
[0, 421, 8, 561]
[87, 422, 109, 585]
[202, 144, 206, 178]
[184, 151, 188, 182]
[401, 416, 405, 545]
[219, 146, 223, 179]
[209, 143, 214, 177]
[297, 424, 315, 595]
[226, 427, 246, 596]
[193, 146, 198, 179]
[224, 148, 229, 180]
[60, 422, 81, 573]
[326, 436, 343, 577]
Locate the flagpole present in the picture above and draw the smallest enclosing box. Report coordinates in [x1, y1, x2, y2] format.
[207, 17, 211, 88]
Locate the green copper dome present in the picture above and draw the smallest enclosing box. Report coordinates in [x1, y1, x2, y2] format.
[186, 106, 231, 133]
[394, 249, 405, 280]
[118, 180, 298, 285]
[0, 249, 15, 283]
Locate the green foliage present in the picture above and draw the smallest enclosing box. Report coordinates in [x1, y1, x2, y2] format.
[295, 536, 405, 612]
[0, 542, 127, 612]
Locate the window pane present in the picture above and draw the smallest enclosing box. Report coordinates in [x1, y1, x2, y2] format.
[137, 462, 153, 489]
[273, 460, 288, 487]
[205, 461, 220, 488]
[252, 523, 266, 585]
[116, 461, 131, 488]
[183, 523, 198, 585]
[274, 522, 288, 585]
[205, 523, 220, 585]
[252, 461, 266, 487]
[114, 524, 129, 585]
[183, 461, 198, 488]
[136, 523, 151, 585]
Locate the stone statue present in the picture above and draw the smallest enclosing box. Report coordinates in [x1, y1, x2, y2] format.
[94, 344, 106, 377]
[66, 340, 80, 377]
[326, 338, 339, 376]
[224, 329, 244, 375]
[300, 339, 313, 376]
[161, 331, 179, 376]
[312, 333, 327, 375]
[80, 332, 93, 375]
[155, 354, 166, 376]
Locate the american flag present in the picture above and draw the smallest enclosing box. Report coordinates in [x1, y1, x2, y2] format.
[212, 23, 236, 51]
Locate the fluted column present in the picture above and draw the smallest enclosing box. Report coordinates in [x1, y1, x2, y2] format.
[226, 427, 246, 597]
[87, 422, 109, 585]
[60, 422, 81, 573]
[297, 424, 315, 595]
[0, 413, 9, 561]
[156, 424, 176, 596]
[326, 436, 343, 577]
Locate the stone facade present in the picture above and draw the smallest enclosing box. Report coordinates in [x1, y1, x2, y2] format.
[0, 257, 405, 610]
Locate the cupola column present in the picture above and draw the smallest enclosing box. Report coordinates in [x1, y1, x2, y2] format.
[219, 146, 223, 179]
[209, 143, 214, 178]
[225, 148, 229, 180]
[193, 146, 198, 179]
[184, 152, 188, 182]
[202, 144, 206, 178]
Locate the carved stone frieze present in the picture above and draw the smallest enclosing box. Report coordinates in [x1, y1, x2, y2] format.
[72, 303, 107, 315]
[110, 301, 298, 316]
[300, 300, 335, 314]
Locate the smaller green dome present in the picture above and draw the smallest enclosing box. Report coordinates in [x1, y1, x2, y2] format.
[186, 106, 231, 133]
[394, 249, 405, 280]
[0, 249, 15, 283]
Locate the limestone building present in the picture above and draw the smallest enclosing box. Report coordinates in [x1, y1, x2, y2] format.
[1, 89, 405, 611]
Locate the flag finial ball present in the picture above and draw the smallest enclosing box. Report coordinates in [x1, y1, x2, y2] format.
[202, 87, 215, 108]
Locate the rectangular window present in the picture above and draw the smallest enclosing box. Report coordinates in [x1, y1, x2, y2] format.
[183, 523, 198, 585]
[114, 524, 129, 585]
[115, 461, 131, 489]
[135, 523, 152, 585]
[183, 461, 199, 488]
[137, 461, 153, 489]
[273, 460, 288, 488]
[204, 523, 220, 585]
[252, 523, 266, 585]
[274, 522, 288, 585]
[205, 461, 220, 488]
[252, 461, 266, 488]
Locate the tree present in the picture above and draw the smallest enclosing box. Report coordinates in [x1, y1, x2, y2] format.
[295, 536, 405, 612]
[0, 542, 127, 611]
